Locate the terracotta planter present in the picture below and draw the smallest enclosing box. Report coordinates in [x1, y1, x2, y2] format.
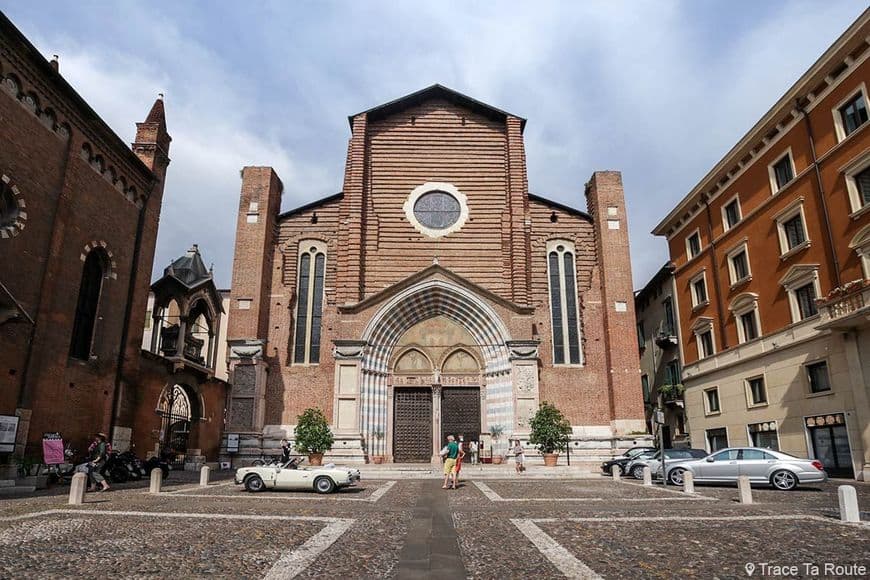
[371, 456, 385, 465]
[308, 453, 324, 466]
[543, 453, 559, 467]
[492, 456, 503, 465]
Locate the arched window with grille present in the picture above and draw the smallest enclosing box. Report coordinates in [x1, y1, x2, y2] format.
[547, 240, 583, 365]
[69, 250, 108, 360]
[293, 240, 327, 364]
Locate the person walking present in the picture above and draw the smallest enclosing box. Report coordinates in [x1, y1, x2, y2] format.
[440, 435, 462, 489]
[469, 440, 479, 465]
[280, 438, 292, 463]
[87, 433, 111, 492]
[512, 439, 525, 475]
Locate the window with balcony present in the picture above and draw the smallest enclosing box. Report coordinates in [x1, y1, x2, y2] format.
[806, 360, 831, 394]
[779, 264, 821, 323]
[769, 151, 795, 194]
[665, 360, 681, 386]
[722, 196, 741, 231]
[663, 297, 676, 335]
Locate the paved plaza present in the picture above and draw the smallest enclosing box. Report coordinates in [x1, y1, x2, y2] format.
[0, 472, 868, 579]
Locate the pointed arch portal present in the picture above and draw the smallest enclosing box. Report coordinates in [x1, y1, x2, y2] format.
[357, 280, 515, 460]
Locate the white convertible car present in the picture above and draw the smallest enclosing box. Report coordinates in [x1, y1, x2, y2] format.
[235, 457, 361, 494]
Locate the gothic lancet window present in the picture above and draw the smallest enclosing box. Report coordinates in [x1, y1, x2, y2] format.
[547, 241, 583, 365]
[69, 250, 107, 360]
[293, 241, 326, 364]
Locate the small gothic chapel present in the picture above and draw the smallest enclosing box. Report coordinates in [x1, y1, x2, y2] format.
[226, 85, 645, 463]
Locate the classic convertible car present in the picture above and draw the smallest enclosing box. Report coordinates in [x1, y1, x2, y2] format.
[235, 457, 361, 494]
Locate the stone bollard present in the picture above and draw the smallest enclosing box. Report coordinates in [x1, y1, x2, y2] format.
[612, 465, 621, 481]
[683, 471, 695, 494]
[69, 472, 87, 505]
[737, 475, 752, 504]
[200, 465, 210, 487]
[642, 466, 652, 486]
[149, 468, 163, 493]
[838, 485, 860, 523]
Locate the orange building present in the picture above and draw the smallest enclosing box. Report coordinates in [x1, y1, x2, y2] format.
[653, 10, 870, 480]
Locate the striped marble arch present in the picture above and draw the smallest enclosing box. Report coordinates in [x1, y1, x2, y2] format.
[359, 279, 513, 456]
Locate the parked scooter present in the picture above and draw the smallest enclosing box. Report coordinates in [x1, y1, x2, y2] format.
[103, 451, 130, 484]
[118, 450, 146, 480]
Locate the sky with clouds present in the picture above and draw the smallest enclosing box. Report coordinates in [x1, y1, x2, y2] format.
[3, 1, 867, 289]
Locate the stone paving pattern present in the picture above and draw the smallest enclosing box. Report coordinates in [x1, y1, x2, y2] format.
[0, 473, 866, 578]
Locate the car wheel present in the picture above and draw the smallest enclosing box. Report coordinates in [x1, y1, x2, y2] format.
[314, 476, 335, 494]
[244, 474, 266, 492]
[770, 470, 797, 491]
[631, 465, 645, 480]
[668, 467, 686, 486]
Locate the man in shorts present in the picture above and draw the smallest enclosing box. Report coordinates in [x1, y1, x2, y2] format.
[440, 435, 462, 489]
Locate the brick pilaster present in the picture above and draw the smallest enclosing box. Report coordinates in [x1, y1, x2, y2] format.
[586, 172, 645, 429]
[337, 114, 367, 304]
[506, 116, 531, 305]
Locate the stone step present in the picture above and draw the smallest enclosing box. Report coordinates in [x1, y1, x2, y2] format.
[0, 479, 15, 487]
[0, 485, 37, 496]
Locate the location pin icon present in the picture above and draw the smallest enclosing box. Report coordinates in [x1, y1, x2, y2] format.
[745, 563, 756, 576]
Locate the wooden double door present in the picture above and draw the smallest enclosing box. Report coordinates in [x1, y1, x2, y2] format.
[392, 386, 481, 463]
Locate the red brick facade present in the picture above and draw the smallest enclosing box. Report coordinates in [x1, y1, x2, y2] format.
[227, 85, 645, 462]
[0, 14, 227, 464]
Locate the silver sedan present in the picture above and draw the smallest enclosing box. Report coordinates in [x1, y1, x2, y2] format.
[665, 447, 828, 490]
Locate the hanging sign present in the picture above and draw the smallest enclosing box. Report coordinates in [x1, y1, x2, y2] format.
[0, 415, 19, 453]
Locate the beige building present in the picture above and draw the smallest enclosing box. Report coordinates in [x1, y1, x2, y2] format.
[653, 12, 870, 480]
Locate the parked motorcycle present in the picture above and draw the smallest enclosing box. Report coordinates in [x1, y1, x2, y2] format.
[103, 451, 130, 484]
[118, 450, 146, 480]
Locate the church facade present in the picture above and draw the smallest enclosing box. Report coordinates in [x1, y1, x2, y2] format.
[225, 85, 645, 463]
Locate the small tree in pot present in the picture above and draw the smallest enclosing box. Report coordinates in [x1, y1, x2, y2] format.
[294, 408, 334, 466]
[370, 430, 385, 464]
[529, 402, 572, 467]
[489, 424, 505, 464]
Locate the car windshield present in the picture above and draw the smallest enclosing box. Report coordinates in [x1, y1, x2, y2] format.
[625, 448, 649, 458]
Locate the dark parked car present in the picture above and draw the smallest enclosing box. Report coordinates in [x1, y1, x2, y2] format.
[600, 446, 657, 475]
[627, 448, 708, 480]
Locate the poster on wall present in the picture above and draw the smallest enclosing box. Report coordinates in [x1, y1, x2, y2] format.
[0, 415, 20, 453]
[42, 432, 65, 465]
[226, 433, 240, 453]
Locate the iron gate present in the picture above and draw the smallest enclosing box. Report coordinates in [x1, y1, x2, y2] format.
[441, 387, 480, 445]
[393, 388, 432, 463]
[158, 385, 192, 468]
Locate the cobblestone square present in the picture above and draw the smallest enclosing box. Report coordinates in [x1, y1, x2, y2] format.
[0, 476, 867, 578]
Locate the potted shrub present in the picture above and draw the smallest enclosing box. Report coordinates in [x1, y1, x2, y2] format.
[529, 402, 572, 467]
[370, 430, 385, 464]
[489, 424, 505, 464]
[293, 408, 334, 466]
